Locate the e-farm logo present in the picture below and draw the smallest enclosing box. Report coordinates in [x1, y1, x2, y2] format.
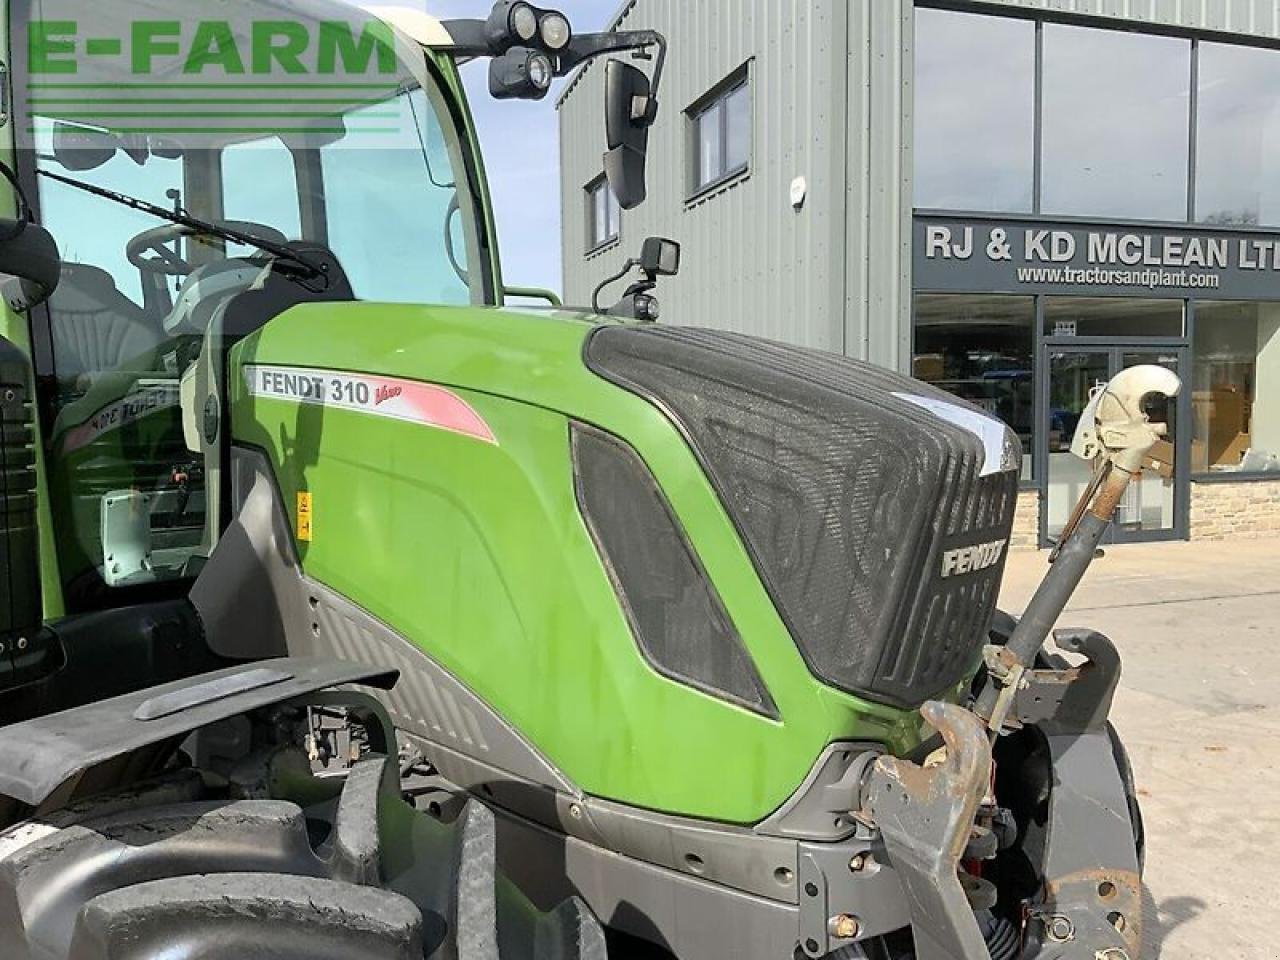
[25, 17, 404, 138]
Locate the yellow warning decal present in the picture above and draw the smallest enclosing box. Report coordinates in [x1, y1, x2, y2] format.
[297, 491, 313, 542]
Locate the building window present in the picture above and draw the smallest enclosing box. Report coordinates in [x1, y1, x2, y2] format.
[913, 8, 1035, 213]
[586, 176, 620, 252]
[1196, 43, 1280, 227]
[913, 294, 1035, 480]
[1043, 298, 1185, 339]
[1192, 302, 1280, 474]
[1041, 24, 1191, 221]
[689, 69, 751, 196]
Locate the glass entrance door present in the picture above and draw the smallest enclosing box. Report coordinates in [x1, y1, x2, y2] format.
[1045, 346, 1187, 544]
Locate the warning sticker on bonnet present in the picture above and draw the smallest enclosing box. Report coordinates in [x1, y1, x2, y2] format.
[243, 365, 497, 445]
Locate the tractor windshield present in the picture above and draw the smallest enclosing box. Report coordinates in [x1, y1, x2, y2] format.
[13, 0, 491, 609]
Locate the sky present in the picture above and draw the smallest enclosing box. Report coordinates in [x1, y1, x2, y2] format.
[426, 1, 617, 293]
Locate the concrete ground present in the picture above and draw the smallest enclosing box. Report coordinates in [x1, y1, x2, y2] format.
[1000, 537, 1280, 960]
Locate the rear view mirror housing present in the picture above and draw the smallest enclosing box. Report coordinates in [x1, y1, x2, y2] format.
[604, 60, 656, 211]
[51, 123, 118, 172]
[0, 222, 61, 312]
[51, 123, 151, 172]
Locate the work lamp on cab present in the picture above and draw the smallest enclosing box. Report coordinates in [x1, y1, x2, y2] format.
[484, 1, 538, 49]
[489, 47, 554, 100]
[510, 3, 538, 42]
[444, 1, 668, 202]
[539, 11, 572, 51]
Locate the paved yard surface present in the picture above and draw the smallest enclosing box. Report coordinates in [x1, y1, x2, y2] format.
[1001, 537, 1280, 960]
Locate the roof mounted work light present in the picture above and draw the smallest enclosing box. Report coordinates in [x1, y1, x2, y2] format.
[483, 1, 567, 53]
[440, 3, 667, 205]
[489, 46, 555, 100]
[538, 11, 571, 51]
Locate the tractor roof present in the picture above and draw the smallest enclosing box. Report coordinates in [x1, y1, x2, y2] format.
[21, 0, 458, 150]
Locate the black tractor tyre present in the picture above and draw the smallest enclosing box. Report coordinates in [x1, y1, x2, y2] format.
[0, 756, 607, 960]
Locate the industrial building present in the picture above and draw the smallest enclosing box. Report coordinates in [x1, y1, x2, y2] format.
[558, 0, 1280, 547]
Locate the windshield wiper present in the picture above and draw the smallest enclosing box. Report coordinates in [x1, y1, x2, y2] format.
[36, 168, 327, 282]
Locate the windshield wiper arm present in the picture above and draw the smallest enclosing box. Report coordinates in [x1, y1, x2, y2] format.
[36, 168, 327, 281]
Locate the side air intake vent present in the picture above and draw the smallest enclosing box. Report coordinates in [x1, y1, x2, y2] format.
[585, 326, 1020, 710]
[570, 423, 776, 717]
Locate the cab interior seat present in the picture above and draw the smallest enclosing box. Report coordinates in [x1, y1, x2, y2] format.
[46, 262, 166, 398]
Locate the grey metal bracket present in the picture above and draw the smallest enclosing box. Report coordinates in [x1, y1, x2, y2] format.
[1022, 732, 1144, 960]
[797, 851, 832, 958]
[1014, 629, 1121, 735]
[860, 702, 993, 960]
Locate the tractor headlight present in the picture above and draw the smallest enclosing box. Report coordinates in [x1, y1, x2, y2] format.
[509, 2, 539, 42]
[527, 51, 553, 90]
[539, 11, 572, 51]
[489, 47, 554, 100]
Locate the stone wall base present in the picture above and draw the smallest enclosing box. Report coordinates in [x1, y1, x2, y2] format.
[1010, 489, 1040, 551]
[1008, 480, 1280, 549]
[1190, 479, 1280, 541]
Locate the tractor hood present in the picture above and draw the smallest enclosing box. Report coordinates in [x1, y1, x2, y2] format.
[584, 324, 1023, 709]
[234, 302, 1021, 711]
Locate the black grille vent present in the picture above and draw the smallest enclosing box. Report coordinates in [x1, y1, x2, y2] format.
[571, 422, 776, 716]
[586, 326, 1020, 709]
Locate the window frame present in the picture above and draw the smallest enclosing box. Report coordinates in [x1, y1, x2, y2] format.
[913, 3, 1280, 230]
[1188, 299, 1280, 480]
[913, 6, 1037, 215]
[1193, 40, 1280, 228]
[1038, 21, 1193, 223]
[686, 64, 753, 202]
[584, 174, 621, 255]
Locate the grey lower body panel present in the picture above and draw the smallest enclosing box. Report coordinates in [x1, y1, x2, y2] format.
[494, 803, 803, 960]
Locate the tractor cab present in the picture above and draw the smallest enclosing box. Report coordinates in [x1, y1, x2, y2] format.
[10, 0, 662, 615]
[30, 52, 488, 611]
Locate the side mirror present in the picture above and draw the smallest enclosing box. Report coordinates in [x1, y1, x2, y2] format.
[0, 222, 62, 312]
[52, 123, 151, 173]
[604, 60, 654, 210]
[639, 237, 680, 278]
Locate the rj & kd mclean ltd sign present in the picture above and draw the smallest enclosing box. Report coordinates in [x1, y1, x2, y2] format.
[914, 217, 1280, 301]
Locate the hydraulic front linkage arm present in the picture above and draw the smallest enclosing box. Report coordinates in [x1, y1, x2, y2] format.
[974, 363, 1181, 735]
[857, 365, 1179, 960]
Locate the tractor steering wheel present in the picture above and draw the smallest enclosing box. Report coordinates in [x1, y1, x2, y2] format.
[126, 221, 289, 276]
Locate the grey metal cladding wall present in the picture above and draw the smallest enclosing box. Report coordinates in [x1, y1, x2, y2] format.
[847, 0, 913, 372]
[558, 0, 850, 354]
[968, 0, 1280, 37]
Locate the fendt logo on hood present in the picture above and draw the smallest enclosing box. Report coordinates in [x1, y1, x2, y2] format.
[940, 539, 1008, 579]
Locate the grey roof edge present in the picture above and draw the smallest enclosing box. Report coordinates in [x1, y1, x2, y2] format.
[554, 0, 639, 109]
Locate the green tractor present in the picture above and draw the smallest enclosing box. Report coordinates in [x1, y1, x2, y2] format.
[0, 2, 1168, 959]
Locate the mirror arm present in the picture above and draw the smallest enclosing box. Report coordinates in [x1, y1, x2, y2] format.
[434, 23, 667, 116]
[437, 20, 492, 57]
[561, 30, 666, 101]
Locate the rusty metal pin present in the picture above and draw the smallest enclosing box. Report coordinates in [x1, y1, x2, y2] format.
[828, 914, 860, 940]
